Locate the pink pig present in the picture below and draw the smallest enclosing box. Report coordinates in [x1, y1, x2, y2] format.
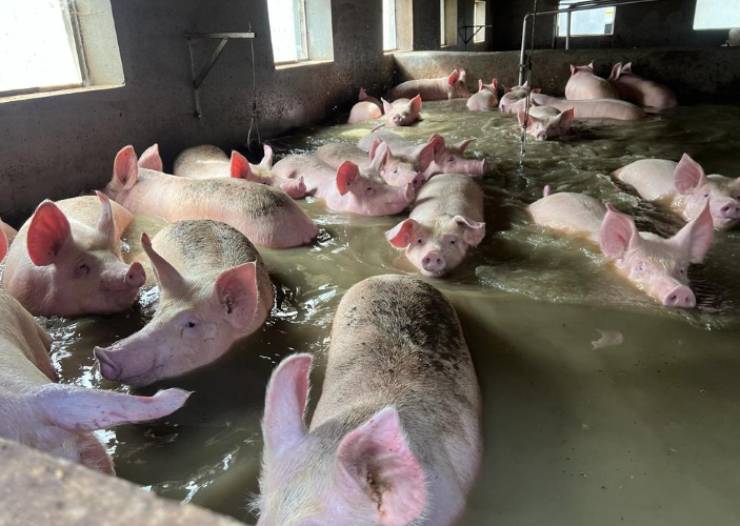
[173, 144, 306, 199]
[386, 174, 485, 277]
[499, 82, 538, 113]
[256, 275, 481, 526]
[0, 248, 189, 473]
[2, 193, 145, 317]
[95, 220, 273, 386]
[517, 104, 575, 141]
[105, 144, 317, 248]
[358, 130, 487, 179]
[528, 191, 714, 308]
[348, 87, 383, 124]
[615, 153, 740, 230]
[530, 92, 645, 121]
[314, 141, 425, 189]
[608, 62, 677, 111]
[381, 95, 423, 127]
[388, 68, 471, 100]
[272, 155, 415, 216]
[466, 78, 499, 111]
[565, 62, 619, 100]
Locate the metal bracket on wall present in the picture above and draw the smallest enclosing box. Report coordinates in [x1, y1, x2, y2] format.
[185, 32, 256, 118]
[458, 24, 494, 46]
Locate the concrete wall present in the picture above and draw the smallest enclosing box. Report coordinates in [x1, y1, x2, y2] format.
[0, 0, 394, 224]
[393, 48, 740, 102]
[492, 0, 732, 51]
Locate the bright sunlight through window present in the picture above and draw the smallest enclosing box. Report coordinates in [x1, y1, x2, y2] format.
[693, 0, 740, 30]
[557, 0, 615, 37]
[473, 1, 487, 43]
[0, 0, 83, 94]
[267, 0, 307, 63]
[383, 0, 398, 51]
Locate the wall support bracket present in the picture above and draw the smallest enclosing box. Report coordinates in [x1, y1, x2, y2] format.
[185, 32, 256, 118]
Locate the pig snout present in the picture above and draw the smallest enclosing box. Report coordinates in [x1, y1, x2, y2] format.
[661, 285, 696, 309]
[719, 200, 740, 220]
[95, 347, 122, 381]
[102, 262, 146, 292]
[421, 251, 446, 275]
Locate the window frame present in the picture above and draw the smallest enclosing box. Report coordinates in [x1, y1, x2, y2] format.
[440, 0, 446, 46]
[555, 1, 616, 38]
[383, 0, 399, 52]
[0, 0, 89, 98]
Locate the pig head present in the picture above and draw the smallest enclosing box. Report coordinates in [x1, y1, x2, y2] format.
[382, 95, 422, 127]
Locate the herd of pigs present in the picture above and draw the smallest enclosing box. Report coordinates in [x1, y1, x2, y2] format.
[0, 59, 738, 525]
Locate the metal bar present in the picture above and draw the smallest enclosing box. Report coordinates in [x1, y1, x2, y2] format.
[192, 38, 229, 90]
[458, 25, 495, 45]
[186, 39, 202, 118]
[184, 32, 255, 39]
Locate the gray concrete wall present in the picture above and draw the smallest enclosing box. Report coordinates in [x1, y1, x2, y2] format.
[0, 438, 246, 525]
[492, 0, 732, 51]
[393, 48, 740, 102]
[0, 0, 394, 224]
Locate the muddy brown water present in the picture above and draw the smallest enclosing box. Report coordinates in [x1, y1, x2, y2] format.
[43, 100, 740, 525]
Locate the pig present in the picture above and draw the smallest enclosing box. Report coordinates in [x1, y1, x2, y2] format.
[314, 141, 425, 189]
[0, 219, 16, 246]
[499, 82, 538, 113]
[173, 144, 306, 199]
[256, 274, 481, 526]
[528, 191, 714, 308]
[0, 248, 189, 473]
[466, 78, 499, 111]
[348, 87, 383, 124]
[359, 130, 487, 179]
[530, 92, 645, 121]
[608, 62, 677, 111]
[272, 155, 415, 216]
[565, 63, 619, 101]
[104, 144, 317, 249]
[95, 220, 273, 386]
[381, 95, 422, 127]
[388, 67, 471, 101]
[615, 153, 740, 230]
[386, 174, 485, 277]
[2, 193, 146, 317]
[517, 105, 576, 141]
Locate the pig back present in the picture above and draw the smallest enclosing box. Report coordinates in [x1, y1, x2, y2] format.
[173, 145, 229, 179]
[0, 291, 54, 396]
[412, 174, 484, 225]
[312, 275, 480, 460]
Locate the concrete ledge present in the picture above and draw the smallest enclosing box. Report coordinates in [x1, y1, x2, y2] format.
[392, 48, 740, 103]
[0, 438, 246, 526]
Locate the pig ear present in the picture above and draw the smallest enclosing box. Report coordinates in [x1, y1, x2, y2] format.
[95, 191, 117, 249]
[138, 143, 163, 172]
[369, 137, 383, 161]
[369, 142, 390, 171]
[213, 262, 260, 329]
[556, 108, 576, 128]
[0, 229, 7, 264]
[452, 215, 486, 246]
[262, 353, 312, 456]
[570, 64, 576, 76]
[113, 145, 140, 190]
[27, 201, 71, 266]
[382, 98, 393, 115]
[448, 68, 460, 86]
[588, 61, 594, 70]
[410, 94, 423, 114]
[453, 138, 475, 154]
[609, 63, 622, 81]
[385, 218, 419, 248]
[359, 87, 368, 101]
[260, 144, 274, 169]
[336, 161, 359, 195]
[141, 232, 187, 294]
[622, 62, 632, 73]
[522, 81, 530, 89]
[31, 384, 190, 432]
[491, 78, 499, 91]
[671, 202, 714, 264]
[427, 134, 446, 154]
[416, 142, 436, 172]
[599, 205, 639, 259]
[230, 151, 254, 180]
[673, 154, 706, 194]
[336, 407, 427, 526]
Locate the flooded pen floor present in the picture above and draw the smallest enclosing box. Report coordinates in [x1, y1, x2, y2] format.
[47, 101, 740, 525]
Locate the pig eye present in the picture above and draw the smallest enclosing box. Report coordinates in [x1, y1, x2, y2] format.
[77, 263, 91, 277]
[449, 239, 456, 245]
[637, 262, 645, 272]
[366, 186, 373, 193]
[416, 238, 423, 245]
[448, 156, 455, 162]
